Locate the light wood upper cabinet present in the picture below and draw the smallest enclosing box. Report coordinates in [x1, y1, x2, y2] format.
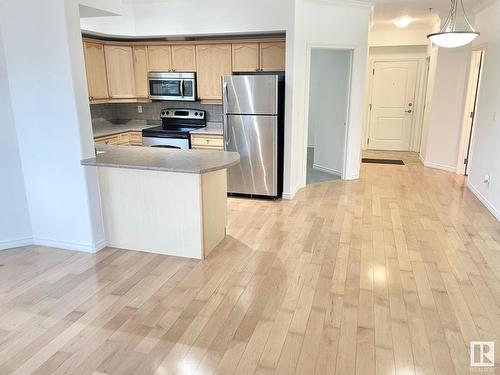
[232, 43, 259, 72]
[147, 46, 172, 71]
[260, 42, 286, 71]
[196, 44, 232, 100]
[171, 45, 196, 72]
[104, 45, 136, 98]
[83, 42, 109, 101]
[133, 46, 149, 98]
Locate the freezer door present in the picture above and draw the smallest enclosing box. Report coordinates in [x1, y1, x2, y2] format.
[223, 75, 278, 115]
[225, 115, 277, 196]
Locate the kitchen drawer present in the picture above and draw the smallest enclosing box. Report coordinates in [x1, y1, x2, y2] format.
[117, 133, 130, 145]
[191, 134, 224, 148]
[94, 134, 120, 145]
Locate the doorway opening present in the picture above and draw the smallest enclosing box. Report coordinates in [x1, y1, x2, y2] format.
[306, 48, 352, 185]
[456, 49, 484, 176]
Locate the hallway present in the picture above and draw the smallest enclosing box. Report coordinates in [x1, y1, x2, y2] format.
[1, 160, 499, 374]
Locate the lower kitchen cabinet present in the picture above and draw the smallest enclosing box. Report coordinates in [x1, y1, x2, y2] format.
[94, 131, 143, 146]
[190, 134, 224, 150]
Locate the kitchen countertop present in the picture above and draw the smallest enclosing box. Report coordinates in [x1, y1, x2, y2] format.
[81, 144, 239, 174]
[189, 122, 223, 136]
[92, 119, 159, 138]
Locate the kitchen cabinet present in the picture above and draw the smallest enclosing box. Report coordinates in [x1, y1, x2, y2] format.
[196, 44, 232, 100]
[260, 42, 286, 71]
[171, 45, 196, 72]
[105, 45, 136, 99]
[133, 46, 149, 98]
[94, 131, 143, 146]
[83, 42, 109, 102]
[147, 46, 172, 72]
[191, 134, 224, 150]
[232, 43, 259, 72]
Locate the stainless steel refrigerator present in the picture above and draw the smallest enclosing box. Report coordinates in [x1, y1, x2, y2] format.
[222, 74, 283, 198]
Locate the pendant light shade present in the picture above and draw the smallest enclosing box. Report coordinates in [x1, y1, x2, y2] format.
[427, 0, 479, 48]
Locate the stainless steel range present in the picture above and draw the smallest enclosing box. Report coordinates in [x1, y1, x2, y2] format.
[142, 109, 206, 149]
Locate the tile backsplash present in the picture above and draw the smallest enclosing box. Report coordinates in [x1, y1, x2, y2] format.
[90, 102, 223, 123]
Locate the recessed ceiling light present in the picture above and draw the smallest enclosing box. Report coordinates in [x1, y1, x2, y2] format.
[394, 16, 412, 28]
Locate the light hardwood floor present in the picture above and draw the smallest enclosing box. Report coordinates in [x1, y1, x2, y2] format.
[1, 154, 500, 374]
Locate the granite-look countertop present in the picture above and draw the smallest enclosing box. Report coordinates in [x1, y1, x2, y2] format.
[81, 144, 240, 174]
[92, 119, 159, 138]
[189, 122, 223, 136]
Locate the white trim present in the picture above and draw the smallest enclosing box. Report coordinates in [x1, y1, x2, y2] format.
[467, 182, 500, 222]
[418, 153, 425, 164]
[423, 160, 456, 173]
[312, 0, 372, 8]
[282, 192, 295, 200]
[32, 237, 104, 253]
[313, 164, 342, 176]
[0, 237, 33, 251]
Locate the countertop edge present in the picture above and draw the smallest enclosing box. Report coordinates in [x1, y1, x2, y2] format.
[80, 155, 240, 174]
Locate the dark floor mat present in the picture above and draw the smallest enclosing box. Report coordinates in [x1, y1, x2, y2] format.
[362, 158, 405, 165]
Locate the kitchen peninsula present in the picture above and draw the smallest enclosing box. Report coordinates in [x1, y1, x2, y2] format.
[82, 145, 239, 259]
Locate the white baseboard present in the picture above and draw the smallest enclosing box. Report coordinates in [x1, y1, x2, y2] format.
[313, 164, 342, 177]
[282, 191, 295, 200]
[32, 237, 106, 253]
[418, 154, 425, 164]
[423, 160, 456, 173]
[0, 237, 33, 251]
[467, 182, 500, 221]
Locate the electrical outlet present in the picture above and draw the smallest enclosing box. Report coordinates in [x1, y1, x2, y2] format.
[138, 105, 143, 114]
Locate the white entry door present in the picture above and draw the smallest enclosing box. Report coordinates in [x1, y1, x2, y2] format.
[368, 60, 418, 151]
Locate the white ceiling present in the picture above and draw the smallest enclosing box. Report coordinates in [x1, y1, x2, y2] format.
[371, 0, 494, 29]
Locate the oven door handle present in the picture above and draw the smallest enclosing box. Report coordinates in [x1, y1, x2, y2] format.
[179, 80, 184, 97]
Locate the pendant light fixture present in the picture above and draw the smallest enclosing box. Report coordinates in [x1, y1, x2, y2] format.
[427, 0, 479, 48]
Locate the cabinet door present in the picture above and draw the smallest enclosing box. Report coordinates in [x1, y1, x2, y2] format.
[195, 44, 232, 100]
[171, 45, 196, 72]
[133, 46, 149, 98]
[232, 43, 259, 72]
[260, 42, 286, 71]
[83, 42, 109, 101]
[147, 46, 172, 71]
[105, 45, 136, 98]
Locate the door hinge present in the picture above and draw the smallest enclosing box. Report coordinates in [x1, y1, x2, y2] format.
[369, 103, 372, 111]
[464, 157, 468, 165]
[372, 68, 375, 75]
[470, 111, 474, 119]
[367, 138, 370, 145]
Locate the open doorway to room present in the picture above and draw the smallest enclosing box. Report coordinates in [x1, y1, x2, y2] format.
[456, 49, 484, 176]
[306, 48, 352, 185]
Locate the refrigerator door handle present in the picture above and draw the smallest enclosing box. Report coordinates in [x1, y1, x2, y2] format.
[223, 82, 230, 145]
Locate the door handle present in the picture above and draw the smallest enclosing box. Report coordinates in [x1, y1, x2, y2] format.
[223, 82, 230, 146]
[179, 80, 184, 97]
[405, 109, 412, 114]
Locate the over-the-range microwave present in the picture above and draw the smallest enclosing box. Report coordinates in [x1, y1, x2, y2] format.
[148, 72, 196, 101]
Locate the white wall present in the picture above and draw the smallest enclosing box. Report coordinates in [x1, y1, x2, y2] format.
[0, 0, 105, 252]
[0, 29, 32, 250]
[293, 0, 370, 188]
[369, 27, 431, 47]
[422, 46, 471, 171]
[307, 48, 350, 176]
[467, 0, 500, 220]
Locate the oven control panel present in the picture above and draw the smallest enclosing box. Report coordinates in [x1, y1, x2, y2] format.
[160, 109, 205, 120]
